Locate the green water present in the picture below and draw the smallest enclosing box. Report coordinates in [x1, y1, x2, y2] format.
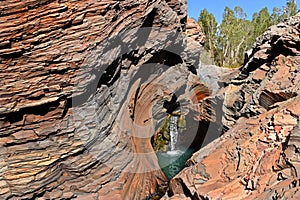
[157, 148, 195, 179]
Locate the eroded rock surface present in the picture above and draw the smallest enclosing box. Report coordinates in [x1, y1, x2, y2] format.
[166, 14, 300, 199]
[0, 0, 211, 199]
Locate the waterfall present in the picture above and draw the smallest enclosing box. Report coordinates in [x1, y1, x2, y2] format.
[169, 115, 178, 151]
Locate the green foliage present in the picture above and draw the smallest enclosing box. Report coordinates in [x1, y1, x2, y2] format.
[152, 115, 171, 152]
[251, 8, 272, 43]
[177, 115, 186, 130]
[198, 1, 298, 68]
[152, 113, 187, 152]
[198, 9, 218, 62]
[282, 0, 297, 19]
[217, 6, 251, 66]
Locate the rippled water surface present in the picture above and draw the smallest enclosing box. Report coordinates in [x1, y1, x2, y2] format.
[157, 148, 195, 179]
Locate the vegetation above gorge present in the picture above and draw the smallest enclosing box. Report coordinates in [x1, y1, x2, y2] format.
[198, 0, 298, 68]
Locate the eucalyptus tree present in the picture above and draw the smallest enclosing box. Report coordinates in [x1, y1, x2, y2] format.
[198, 9, 218, 62]
[197, 0, 298, 68]
[218, 6, 250, 67]
[282, 0, 297, 19]
[250, 7, 272, 46]
[271, 7, 283, 24]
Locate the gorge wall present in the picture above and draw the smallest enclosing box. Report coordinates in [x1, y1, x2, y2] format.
[0, 0, 209, 199]
[167, 13, 300, 199]
[1, 0, 300, 200]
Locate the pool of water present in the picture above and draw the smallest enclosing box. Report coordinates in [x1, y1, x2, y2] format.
[156, 148, 195, 179]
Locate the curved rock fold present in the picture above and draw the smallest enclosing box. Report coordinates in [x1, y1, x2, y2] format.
[0, 0, 211, 199]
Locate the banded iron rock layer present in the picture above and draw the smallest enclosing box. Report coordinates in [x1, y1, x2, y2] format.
[166, 13, 300, 199]
[1, 0, 300, 200]
[0, 0, 209, 199]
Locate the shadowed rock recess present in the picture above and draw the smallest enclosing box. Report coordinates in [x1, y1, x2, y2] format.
[0, 0, 210, 199]
[165, 14, 300, 199]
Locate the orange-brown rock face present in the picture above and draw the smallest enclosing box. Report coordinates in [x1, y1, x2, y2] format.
[186, 18, 205, 45]
[0, 0, 210, 199]
[166, 14, 300, 199]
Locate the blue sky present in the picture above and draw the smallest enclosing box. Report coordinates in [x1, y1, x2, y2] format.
[188, 0, 299, 23]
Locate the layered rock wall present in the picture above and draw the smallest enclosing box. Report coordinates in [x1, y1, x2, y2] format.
[0, 0, 210, 199]
[167, 13, 300, 200]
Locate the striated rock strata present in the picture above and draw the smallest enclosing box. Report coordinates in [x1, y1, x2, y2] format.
[0, 0, 211, 199]
[166, 13, 300, 199]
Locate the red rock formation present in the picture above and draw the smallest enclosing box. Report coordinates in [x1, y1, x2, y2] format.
[0, 0, 210, 199]
[186, 18, 205, 45]
[166, 13, 300, 199]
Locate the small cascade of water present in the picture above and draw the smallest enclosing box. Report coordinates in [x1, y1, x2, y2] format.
[169, 115, 178, 151]
[156, 114, 195, 179]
